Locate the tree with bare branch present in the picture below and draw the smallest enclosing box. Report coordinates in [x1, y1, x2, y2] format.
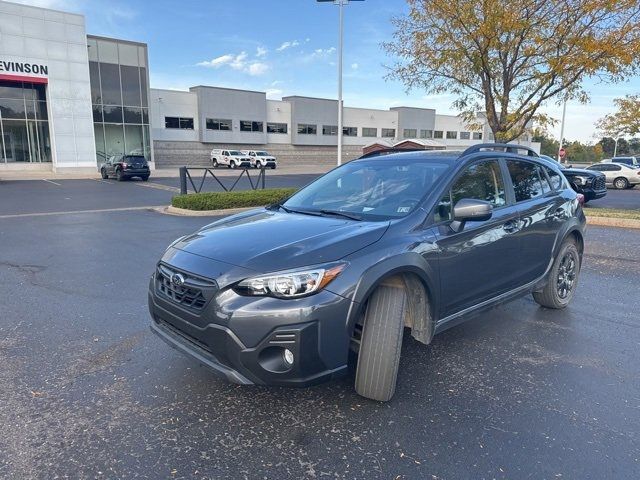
[385, 0, 640, 142]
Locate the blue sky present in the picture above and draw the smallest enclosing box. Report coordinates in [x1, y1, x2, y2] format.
[16, 0, 640, 143]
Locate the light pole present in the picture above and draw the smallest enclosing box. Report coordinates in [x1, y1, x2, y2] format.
[317, 0, 364, 166]
[558, 99, 567, 163]
[614, 136, 622, 157]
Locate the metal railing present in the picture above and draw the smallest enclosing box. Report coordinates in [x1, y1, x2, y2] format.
[179, 166, 266, 195]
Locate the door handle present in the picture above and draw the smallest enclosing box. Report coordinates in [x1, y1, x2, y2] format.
[503, 220, 520, 233]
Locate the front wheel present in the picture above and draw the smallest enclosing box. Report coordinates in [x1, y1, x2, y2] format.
[355, 285, 407, 402]
[613, 177, 629, 189]
[141, 175, 149, 181]
[116, 169, 124, 181]
[533, 238, 580, 309]
[100, 168, 108, 179]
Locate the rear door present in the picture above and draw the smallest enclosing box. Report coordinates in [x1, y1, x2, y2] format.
[433, 158, 523, 317]
[506, 159, 563, 284]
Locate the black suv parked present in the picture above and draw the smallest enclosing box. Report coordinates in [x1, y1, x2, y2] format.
[149, 144, 586, 401]
[100, 154, 150, 181]
[539, 155, 606, 203]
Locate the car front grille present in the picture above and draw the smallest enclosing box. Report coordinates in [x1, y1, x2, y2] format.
[593, 176, 606, 191]
[156, 264, 218, 310]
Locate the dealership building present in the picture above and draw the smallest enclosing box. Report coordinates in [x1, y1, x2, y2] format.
[0, 0, 538, 174]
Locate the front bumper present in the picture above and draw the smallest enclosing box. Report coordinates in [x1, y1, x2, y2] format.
[148, 268, 353, 387]
[580, 187, 607, 201]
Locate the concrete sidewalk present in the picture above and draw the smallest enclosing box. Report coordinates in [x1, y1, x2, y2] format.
[0, 163, 333, 181]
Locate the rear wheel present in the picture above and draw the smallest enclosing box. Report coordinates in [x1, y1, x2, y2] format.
[212, 159, 218, 168]
[141, 175, 149, 181]
[533, 238, 580, 309]
[613, 177, 629, 189]
[100, 168, 108, 179]
[355, 285, 407, 402]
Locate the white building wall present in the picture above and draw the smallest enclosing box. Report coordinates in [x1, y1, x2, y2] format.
[150, 88, 199, 142]
[0, 0, 96, 171]
[343, 107, 398, 145]
[266, 99, 291, 144]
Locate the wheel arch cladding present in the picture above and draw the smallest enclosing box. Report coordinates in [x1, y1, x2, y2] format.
[348, 254, 437, 346]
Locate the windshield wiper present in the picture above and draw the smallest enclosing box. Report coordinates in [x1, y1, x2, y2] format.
[318, 209, 362, 221]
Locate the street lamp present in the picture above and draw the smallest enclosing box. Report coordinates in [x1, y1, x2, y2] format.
[613, 135, 623, 157]
[317, 0, 364, 166]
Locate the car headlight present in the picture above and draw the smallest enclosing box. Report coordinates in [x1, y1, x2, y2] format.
[572, 176, 590, 186]
[234, 263, 346, 298]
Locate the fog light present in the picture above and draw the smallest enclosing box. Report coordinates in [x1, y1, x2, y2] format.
[283, 349, 294, 365]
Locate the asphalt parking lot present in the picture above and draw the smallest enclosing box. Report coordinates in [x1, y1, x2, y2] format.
[1, 179, 639, 479]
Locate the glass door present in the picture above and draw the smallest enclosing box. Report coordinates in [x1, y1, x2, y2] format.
[27, 120, 40, 163]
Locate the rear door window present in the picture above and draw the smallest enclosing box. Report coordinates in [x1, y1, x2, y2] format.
[544, 167, 562, 190]
[507, 160, 545, 202]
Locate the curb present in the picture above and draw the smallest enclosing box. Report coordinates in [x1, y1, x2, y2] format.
[159, 205, 258, 217]
[586, 215, 640, 229]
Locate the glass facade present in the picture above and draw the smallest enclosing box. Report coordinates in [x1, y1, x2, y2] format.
[88, 37, 151, 164]
[0, 80, 51, 163]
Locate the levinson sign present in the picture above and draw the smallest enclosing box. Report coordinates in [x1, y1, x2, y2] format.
[0, 60, 48, 75]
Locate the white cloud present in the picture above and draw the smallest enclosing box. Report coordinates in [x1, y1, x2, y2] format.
[197, 52, 269, 76]
[256, 46, 268, 58]
[248, 62, 269, 76]
[276, 40, 300, 52]
[351, 63, 359, 70]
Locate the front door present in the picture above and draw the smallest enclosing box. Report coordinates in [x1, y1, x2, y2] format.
[433, 159, 522, 318]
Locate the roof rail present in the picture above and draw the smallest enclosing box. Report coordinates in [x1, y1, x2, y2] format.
[357, 147, 426, 159]
[461, 143, 539, 158]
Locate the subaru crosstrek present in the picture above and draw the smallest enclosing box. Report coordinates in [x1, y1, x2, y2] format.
[148, 144, 585, 401]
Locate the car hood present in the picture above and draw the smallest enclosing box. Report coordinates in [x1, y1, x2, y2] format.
[563, 168, 602, 177]
[172, 209, 390, 272]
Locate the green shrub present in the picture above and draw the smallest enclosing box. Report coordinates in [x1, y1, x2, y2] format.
[171, 188, 297, 211]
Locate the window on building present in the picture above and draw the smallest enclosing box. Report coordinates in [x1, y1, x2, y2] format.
[323, 125, 338, 136]
[473, 132, 483, 140]
[206, 118, 232, 131]
[446, 131, 457, 139]
[460, 131, 471, 140]
[343, 126, 358, 137]
[165, 116, 194, 129]
[420, 129, 433, 139]
[362, 127, 377, 137]
[381, 128, 396, 138]
[240, 120, 263, 132]
[403, 128, 417, 138]
[433, 130, 444, 139]
[267, 122, 288, 134]
[298, 124, 317, 135]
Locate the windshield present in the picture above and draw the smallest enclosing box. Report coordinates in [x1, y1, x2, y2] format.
[124, 155, 146, 163]
[283, 156, 453, 221]
[229, 151, 244, 156]
[256, 152, 269, 156]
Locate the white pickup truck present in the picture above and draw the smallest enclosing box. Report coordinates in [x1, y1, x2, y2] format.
[210, 149, 252, 169]
[243, 150, 277, 169]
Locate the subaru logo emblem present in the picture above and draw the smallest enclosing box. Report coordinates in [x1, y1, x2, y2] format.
[171, 273, 185, 286]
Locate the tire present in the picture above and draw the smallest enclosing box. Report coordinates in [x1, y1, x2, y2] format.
[100, 168, 108, 179]
[116, 169, 124, 182]
[613, 177, 629, 189]
[271, 165, 276, 169]
[533, 238, 580, 309]
[355, 285, 407, 402]
[212, 159, 218, 168]
[141, 175, 149, 181]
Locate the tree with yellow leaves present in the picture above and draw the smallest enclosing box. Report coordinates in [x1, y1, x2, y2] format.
[385, 0, 640, 142]
[596, 95, 640, 137]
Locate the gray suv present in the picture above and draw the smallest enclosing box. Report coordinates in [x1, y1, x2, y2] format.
[148, 144, 586, 402]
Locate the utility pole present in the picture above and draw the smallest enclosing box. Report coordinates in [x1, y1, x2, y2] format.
[558, 99, 567, 163]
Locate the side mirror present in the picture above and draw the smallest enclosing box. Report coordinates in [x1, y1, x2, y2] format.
[450, 198, 493, 231]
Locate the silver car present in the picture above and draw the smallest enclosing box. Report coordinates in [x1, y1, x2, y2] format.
[587, 162, 640, 189]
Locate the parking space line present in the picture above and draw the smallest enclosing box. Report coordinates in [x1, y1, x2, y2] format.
[42, 179, 62, 186]
[92, 179, 114, 184]
[0, 205, 165, 219]
[134, 181, 181, 193]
